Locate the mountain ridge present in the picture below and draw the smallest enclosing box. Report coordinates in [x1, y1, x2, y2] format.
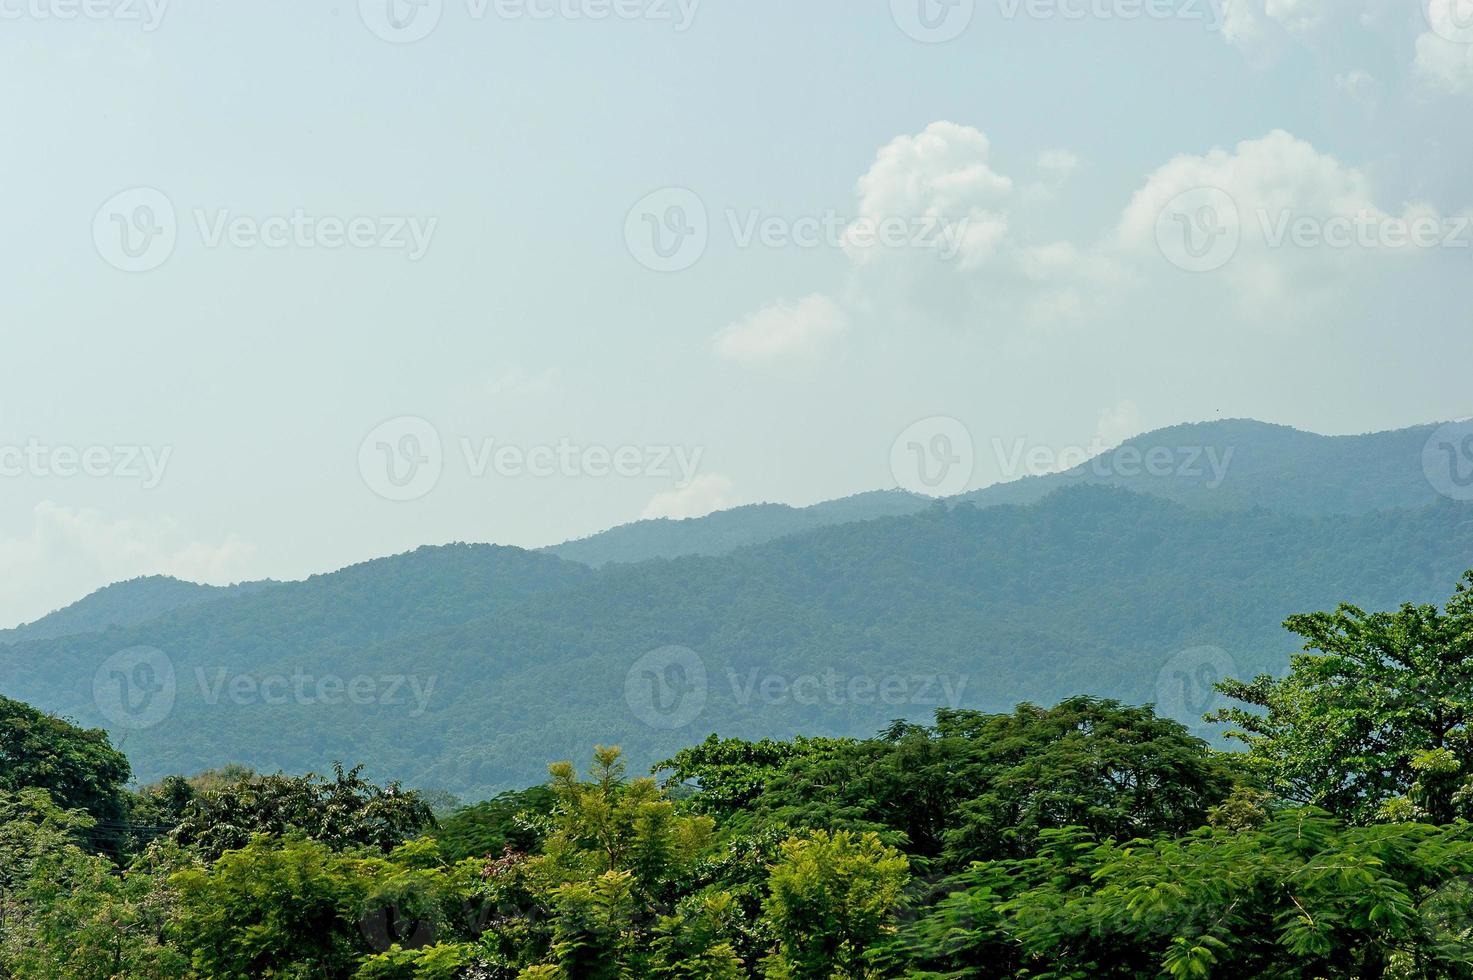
[4, 483, 1469, 798]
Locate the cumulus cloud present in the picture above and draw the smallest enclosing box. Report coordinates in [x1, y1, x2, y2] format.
[1334, 69, 1381, 103]
[1094, 401, 1144, 450]
[1037, 149, 1080, 184]
[1221, 0, 1381, 57]
[725, 123, 1460, 354]
[714, 294, 849, 363]
[831, 121, 1123, 327]
[1113, 129, 1444, 310]
[640, 474, 736, 521]
[843, 121, 1014, 272]
[1415, 1, 1473, 95]
[0, 502, 256, 628]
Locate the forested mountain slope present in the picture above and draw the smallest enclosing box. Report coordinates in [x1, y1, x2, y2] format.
[4, 486, 1468, 799]
[547, 420, 1451, 568]
[0, 576, 273, 645]
[545, 490, 929, 566]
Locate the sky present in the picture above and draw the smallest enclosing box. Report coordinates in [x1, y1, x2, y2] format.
[2, 0, 1472, 627]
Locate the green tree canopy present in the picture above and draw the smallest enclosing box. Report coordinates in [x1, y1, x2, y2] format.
[0, 695, 131, 823]
[1213, 570, 1473, 824]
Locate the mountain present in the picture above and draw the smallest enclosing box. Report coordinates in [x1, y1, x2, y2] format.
[544, 490, 931, 566]
[543, 420, 1453, 569]
[0, 576, 275, 646]
[3, 486, 1469, 800]
[959, 418, 1448, 516]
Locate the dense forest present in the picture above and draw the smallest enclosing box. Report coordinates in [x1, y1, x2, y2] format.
[546, 420, 1454, 568]
[5, 574, 1473, 977]
[3, 484, 1471, 799]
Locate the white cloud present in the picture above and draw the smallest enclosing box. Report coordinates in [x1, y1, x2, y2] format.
[728, 124, 1460, 350]
[1221, 0, 1374, 56]
[1334, 69, 1380, 103]
[1415, 2, 1473, 94]
[843, 121, 1013, 271]
[0, 502, 256, 628]
[1037, 149, 1080, 183]
[830, 122, 1122, 327]
[1113, 129, 1442, 310]
[639, 474, 736, 521]
[1094, 401, 1143, 449]
[714, 294, 849, 364]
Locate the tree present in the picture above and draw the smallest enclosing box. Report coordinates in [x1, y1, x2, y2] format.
[670, 703, 1237, 870]
[1212, 569, 1473, 824]
[515, 747, 735, 978]
[0, 790, 186, 979]
[170, 835, 381, 979]
[904, 810, 1473, 980]
[434, 785, 555, 862]
[763, 830, 910, 979]
[0, 696, 131, 823]
[170, 763, 435, 861]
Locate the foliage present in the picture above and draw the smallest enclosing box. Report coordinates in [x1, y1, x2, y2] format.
[170, 763, 435, 861]
[0, 695, 131, 823]
[1212, 570, 1473, 824]
[903, 810, 1473, 979]
[8, 573, 1473, 977]
[170, 835, 381, 979]
[435, 786, 555, 863]
[4, 488, 1472, 797]
[762, 830, 909, 979]
[665, 700, 1238, 871]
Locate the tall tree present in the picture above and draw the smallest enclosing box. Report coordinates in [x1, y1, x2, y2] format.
[1212, 570, 1473, 824]
[0, 696, 131, 823]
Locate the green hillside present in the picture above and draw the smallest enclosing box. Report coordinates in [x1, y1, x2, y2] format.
[961, 418, 1447, 515]
[4, 486, 1469, 800]
[544, 489, 930, 566]
[544, 420, 1451, 569]
[0, 576, 274, 646]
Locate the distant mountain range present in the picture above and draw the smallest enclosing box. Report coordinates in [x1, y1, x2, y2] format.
[544, 490, 932, 566]
[546, 419, 1451, 567]
[0, 577, 275, 646]
[1, 417, 1467, 800]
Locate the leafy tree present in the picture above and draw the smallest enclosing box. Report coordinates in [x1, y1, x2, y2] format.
[170, 763, 434, 861]
[170, 835, 381, 979]
[516, 747, 730, 978]
[434, 785, 555, 862]
[2, 843, 186, 980]
[671, 702, 1236, 870]
[0, 696, 131, 823]
[904, 809, 1473, 979]
[0, 789, 186, 978]
[657, 734, 851, 826]
[1212, 570, 1473, 824]
[762, 830, 909, 979]
[539, 746, 715, 897]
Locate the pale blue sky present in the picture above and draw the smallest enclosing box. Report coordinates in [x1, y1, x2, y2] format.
[2, 0, 1471, 625]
